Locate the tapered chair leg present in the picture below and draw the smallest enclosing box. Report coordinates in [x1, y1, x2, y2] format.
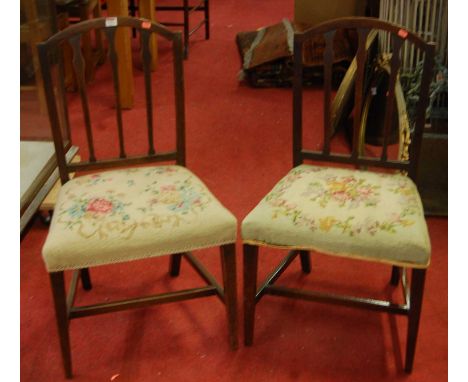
[404, 268, 426, 373]
[169, 253, 183, 277]
[299, 250, 311, 274]
[80, 268, 92, 290]
[390, 265, 401, 286]
[204, 0, 210, 39]
[221, 244, 238, 350]
[49, 272, 72, 379]
[243, 244, 258, 346]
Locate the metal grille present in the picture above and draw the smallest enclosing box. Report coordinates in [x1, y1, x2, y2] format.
[379, 0, 447, 112]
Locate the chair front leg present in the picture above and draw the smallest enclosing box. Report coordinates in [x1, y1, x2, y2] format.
[80, 268, 92, 290]
[221, 244, 238, 350]
[243, 244, 258, 346]
[49, 271, 72, 379]
[169, 253, 183, 277]
[404, 268, 426, 373]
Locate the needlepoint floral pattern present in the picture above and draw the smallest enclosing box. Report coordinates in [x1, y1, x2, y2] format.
[42, 165, 237, 271]
[242, 164, 430, 266]
[262, 165, 422, 237]
[56, 166, 213, 240]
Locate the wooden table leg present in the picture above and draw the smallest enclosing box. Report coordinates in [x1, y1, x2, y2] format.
[106, 0, 134, 109]
[139, 0, 159, 70]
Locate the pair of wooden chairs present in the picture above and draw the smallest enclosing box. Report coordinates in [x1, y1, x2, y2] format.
[37, 17, 434, 378]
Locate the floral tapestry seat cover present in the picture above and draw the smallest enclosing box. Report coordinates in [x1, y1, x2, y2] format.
[242, 165, 431, 268]
[42, 166, 237, 272]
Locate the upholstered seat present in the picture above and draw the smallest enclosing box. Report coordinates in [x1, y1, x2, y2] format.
[242, 164, 430, 268]
[43, 165, 237, 271]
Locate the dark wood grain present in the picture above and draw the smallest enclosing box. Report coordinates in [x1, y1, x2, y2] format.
[69, 287, 218, 319]
[80, 268, 92, 291]
[256, 250, 299, 302]
[405, 269, 426, 372]
[221, 244, 239, 350]
[141, 29, 156, 155]
[50, 272, 72, 378]
[266, 285, 409, 315]
[169, 254, 182, 277]
[299, 250, 311, 274]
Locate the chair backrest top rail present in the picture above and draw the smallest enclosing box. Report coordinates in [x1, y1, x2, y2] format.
[40, 16, 178, 48]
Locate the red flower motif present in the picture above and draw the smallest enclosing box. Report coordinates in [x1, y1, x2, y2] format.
[87, 198, 113, 214]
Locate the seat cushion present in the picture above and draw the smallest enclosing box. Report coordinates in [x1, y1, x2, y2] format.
[42, 165, 237, 271]
[242, 165, 431, 268]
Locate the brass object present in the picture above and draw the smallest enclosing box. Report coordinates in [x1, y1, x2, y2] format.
[358, 54, 411, 161]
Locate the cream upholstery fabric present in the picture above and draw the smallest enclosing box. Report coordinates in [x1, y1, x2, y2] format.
[42, 166, 237, 271]
[242, 165, 431, 268]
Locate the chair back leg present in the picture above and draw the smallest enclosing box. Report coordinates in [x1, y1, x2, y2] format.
[169, 253, 183, 277]
[299, 250, 311, 274]
[390, 266, 401, 286]
[80, 268, 92, 290]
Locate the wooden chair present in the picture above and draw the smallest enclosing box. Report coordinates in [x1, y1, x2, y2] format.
[37, 17, 237, 378]
[130, 0, 210, 59]
[241, 17, 435, 373]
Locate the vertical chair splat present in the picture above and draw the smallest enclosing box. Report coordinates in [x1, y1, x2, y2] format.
[104, 27, 126, 159]
[323, 30, 336, 155]
[69, 34, 96, 162]
[141, 29, 156, 156]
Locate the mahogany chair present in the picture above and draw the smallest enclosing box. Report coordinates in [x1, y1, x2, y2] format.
[127, 1, 210, 58]
[37, 17, 237, 378]
[154, 0, 210, 59]
[242, 17, 435, 373]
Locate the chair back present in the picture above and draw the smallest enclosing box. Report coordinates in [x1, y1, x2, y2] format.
[293, 17, 435, 182]
[37, 16, 185, 184]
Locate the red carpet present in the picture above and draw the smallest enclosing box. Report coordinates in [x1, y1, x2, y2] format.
[21, 1, 447, 380]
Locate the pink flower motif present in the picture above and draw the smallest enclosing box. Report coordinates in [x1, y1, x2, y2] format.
[342, 177, 355, 183]
[333, 191, 348, 201]
[87, 198, 113, 214]
[161, 185, 177, 191]
[358, 187, 372, 196]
